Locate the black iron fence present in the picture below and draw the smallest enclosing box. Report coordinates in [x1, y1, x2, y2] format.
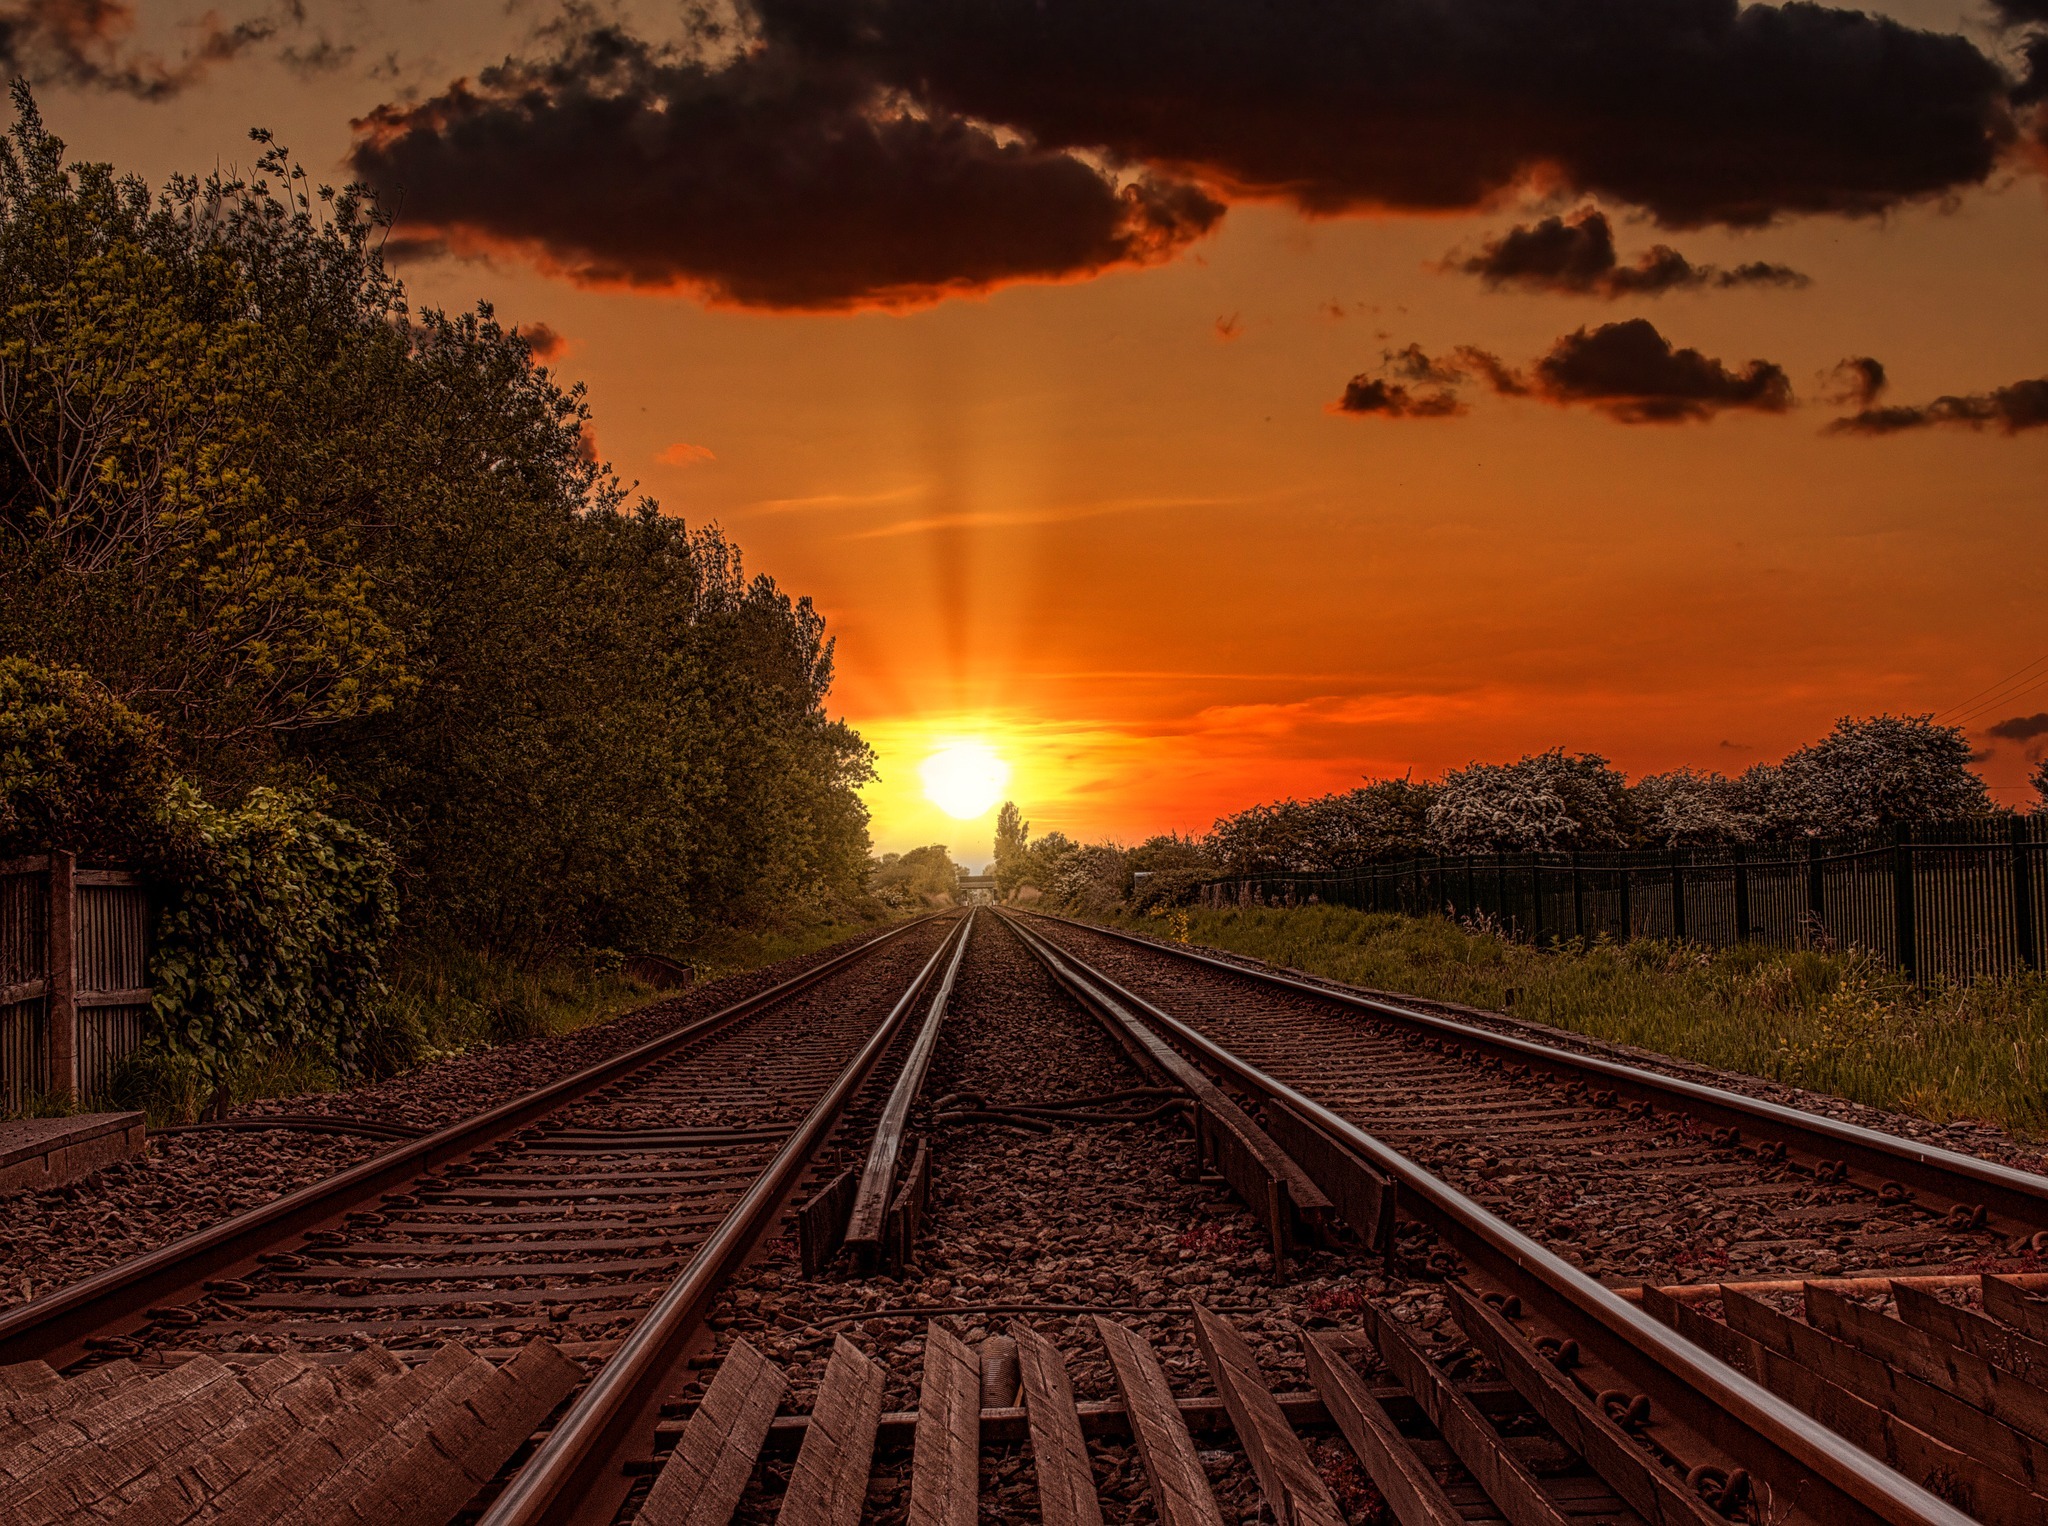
[1200, 816, 2047, 985]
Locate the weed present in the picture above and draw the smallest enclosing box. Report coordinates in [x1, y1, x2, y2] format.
[1093, 904, 2048, 1140]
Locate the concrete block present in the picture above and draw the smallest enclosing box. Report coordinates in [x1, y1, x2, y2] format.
[0, 1112, 147, 1193]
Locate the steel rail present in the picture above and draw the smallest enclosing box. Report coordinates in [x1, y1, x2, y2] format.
[479, 912, 975, 1526]
[999, 910, 1975, 1526]
[0, 913, 942, 1368]
[846, 905, 977, 1255]
[1032, 913, 2048, 1234]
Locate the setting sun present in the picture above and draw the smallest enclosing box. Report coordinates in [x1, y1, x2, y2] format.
[919, 741, 1010, 820]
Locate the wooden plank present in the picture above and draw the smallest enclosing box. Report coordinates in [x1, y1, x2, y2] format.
[1701, 1294, 2047, 1526]
[1092, 1316, 1225, 1526]
[1364, 1303, 1571, 1526]
[1721, 1288, 2048, 1491]
[1012, 1324, 1103, 1526]
[1449, 1287, 1727, 1526]
[640, 1339, 790, 1526]
[110, 1352, 398, 1526]
[0, 1361, 60, 1401]
[847, 916, 971, 1256]
[1893, 1280, 2048, 1391]
[909, 1324, 980, 1526]
[777, 1335, 885, 1526]
[1985, 1276, 2048, 1344]
[105, 1361, 347, 1526]
[1256, 1101, 1396, 1251]
[184, 1343, 469, 1524]
[4, 1359, 260, 1525]
[797, 1168, 857, 1279]
[308, 1340, 580, 1526]
[1805, 1282, 2048, 1444]
[272, 1343, 504, 1526]
[1190, 1305, 1342, 1526]
[1, 1361, 221, 1495]
[1301, 1333, 1462, 1526]
[1637, 1285, 1761, 1381]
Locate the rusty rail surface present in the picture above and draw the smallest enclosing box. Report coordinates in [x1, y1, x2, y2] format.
[0, 913, 943, 1370]
[1031, 913, 2048, 1240]
[999, 910, 1977, 1526]
[477, 911, 974, 1526]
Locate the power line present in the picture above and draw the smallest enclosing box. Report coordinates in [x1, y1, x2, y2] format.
[1937, 651, 2048, 729]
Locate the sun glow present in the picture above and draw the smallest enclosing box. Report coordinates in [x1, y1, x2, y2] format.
[919, 741, 1010, 820]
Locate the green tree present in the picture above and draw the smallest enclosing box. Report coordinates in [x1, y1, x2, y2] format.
[993, 800, 1029, 896]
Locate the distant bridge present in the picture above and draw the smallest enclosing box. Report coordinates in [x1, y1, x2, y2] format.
[958, 872, 997, 904]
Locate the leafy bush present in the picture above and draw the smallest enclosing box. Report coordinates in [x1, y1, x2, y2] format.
[149, 782, 398, 1100]
[0, 658, 175, 861]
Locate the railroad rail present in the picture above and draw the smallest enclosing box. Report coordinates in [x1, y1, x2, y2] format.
[12, 904, 2048, 1526]
[0, 911, 966, 1526]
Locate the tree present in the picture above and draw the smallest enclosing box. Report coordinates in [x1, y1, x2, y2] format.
[1630, 767, 1756, 847]
[1126, 832, 1212, 873]
[870, 845, 959, 907]
[1428, 750, 1633, 854]
[1207, 777, 1436, 872]
[2033, 755, 2048, 813]
[0, 90, 877, 964]
[993, 800, 1030, 896]
[1751, 714, 1990, 837]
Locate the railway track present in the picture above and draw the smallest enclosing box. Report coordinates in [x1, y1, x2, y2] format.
[0, 912, 966, 1526]
[10, 906, 2048, 1526]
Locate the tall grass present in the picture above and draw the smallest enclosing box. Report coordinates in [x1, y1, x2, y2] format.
[1102, 904, 2048, 1139]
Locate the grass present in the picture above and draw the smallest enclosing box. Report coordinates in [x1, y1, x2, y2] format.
[1100, 903, 2048, 1141]
[89, 910, 899, 1126]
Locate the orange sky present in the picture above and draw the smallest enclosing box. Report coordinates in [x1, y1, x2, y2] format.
[41, 0, 2048, 861]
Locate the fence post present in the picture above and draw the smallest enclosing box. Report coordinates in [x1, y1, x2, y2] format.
[1669, 854, 1687, 941]
[2014, 816, 2040, 972]
[1806, 843, 1826, 945]
[1893, 824, 1918, 980]
[46, 849, 77, 1103]
[1464, 856, 1476, 919]
[1733, 844, 1752, 944]
[1619, 866, 1633, 941]
[1529, 862, 1545, 944]
[1571, 853, 1585, 941]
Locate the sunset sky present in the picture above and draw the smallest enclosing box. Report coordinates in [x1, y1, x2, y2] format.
[20, 0, 2047, 861]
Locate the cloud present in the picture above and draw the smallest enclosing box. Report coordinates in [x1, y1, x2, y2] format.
[349, 27, 1223, 311]
[1531, 320, 1794, 422]
[1827, 375, 2048, 434]
[1989, 712, 2048, 741]
[757, 0, 2015, 227]
[1333, 376, 1465, 419]
[1449, 209, 1807, 296]
[1338, 320, 1792, 424]
[0, 0, 275, 99]
[657, 441, 716, 466]
[518, 321, 568, 361]
[1820, 356, 1887, 407]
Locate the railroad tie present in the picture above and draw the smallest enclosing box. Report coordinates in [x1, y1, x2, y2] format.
[1093, 1316, 1226, 1526]
[1188, 1304, 1343, 1526]
[1012, 1323, 1103, 1526]
[907, 1323, 980, 1526]
[637, 1338, 789, 1526]
[777, 1334, 885, 1526]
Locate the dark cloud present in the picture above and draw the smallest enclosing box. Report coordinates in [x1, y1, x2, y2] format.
[518, 322, 567, 361]
[1451, 209, 1807, 296]
[1532, 320, 1795, 421]
[1339, 320, 1791, 424]
[1334, 376, 1465, 419]
[1827, 375, 2048, 434]
[1821, 356, 1888, 407]
[758, 0, 2014, 227]
[0, 0, 274, 99]
[348, 28, 1223, 311]
[1992, 1, 2048, 25]
[1989, 713, 2048, 741]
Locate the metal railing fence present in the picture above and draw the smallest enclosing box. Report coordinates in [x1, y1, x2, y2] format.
[1201, 816, 2047, 985]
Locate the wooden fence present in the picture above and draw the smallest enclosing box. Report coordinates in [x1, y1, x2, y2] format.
[1201, 816, 2048, 985]
[1, 853, 152, 1111]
